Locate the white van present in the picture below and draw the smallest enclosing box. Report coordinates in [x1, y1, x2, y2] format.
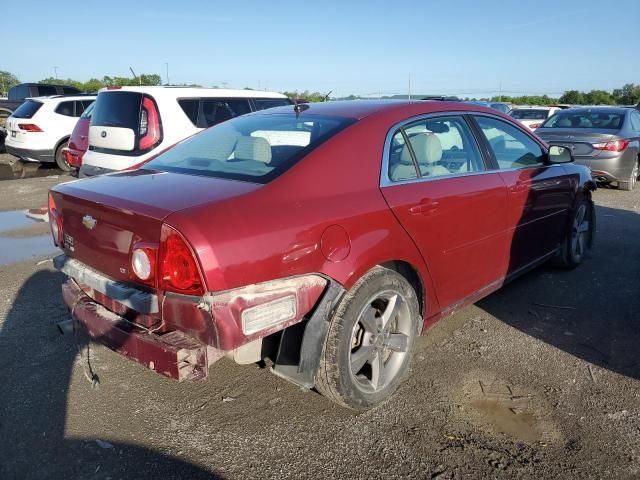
[80, 86, 292, 177]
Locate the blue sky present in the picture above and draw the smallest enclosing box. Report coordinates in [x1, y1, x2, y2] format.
[5, 0, 639, 97]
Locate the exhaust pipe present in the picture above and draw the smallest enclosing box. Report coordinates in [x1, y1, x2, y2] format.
[57, 319, 74, 335]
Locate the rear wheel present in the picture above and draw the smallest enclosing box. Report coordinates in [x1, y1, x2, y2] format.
[54, 140, 73, 172]
[315, 266, 421, 410]
[618, 159, 639, 191]
[555, 198, 594, 269]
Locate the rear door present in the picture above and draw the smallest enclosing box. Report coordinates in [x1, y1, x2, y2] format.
[471, 114, 574, 274]
[380, 114, 509, 309]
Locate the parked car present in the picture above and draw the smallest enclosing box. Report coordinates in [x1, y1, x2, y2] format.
[536, 107, 640, 190]
[51, 101, 595, 409]
[509, 106, 560, 130]
[5, 94, 96, 171]
[80, 86, 293, 177]
[0, 83, 82, 152]
[463, 101, 511, 114]
[61, 101, 95, 171]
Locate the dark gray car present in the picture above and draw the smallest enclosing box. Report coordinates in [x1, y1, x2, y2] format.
[536, 107, 640, 190]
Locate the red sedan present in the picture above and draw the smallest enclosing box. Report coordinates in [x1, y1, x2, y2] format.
[61, 101, 94, 170]
[50, 101, 595, 409]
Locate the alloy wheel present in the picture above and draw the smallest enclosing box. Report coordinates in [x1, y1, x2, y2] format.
[570, 204, 590, 262]
[349, 290, 413, 392]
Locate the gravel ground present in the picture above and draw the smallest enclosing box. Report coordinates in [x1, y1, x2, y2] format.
[0, 176, 639, 479]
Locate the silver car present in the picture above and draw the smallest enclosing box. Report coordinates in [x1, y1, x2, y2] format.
[536, 107, 640, 190]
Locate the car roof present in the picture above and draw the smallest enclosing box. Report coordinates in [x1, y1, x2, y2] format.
[98, 86, 287, 99]
[560, 106, 629, 115]
[26, 94, 97, 102]
[511, 106, 554, 110]
[254, 99, 502, 120]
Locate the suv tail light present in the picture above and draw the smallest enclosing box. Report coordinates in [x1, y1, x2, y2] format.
[592, 139, 630, 152]
[158, 225, 204, 295]
[48, 193, 63, 246]
[139, 96, 161, 150]
[19, 123, 43, 132]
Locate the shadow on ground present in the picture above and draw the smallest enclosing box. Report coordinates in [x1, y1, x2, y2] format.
[0, 269, 222, 479]
[478, 204, 640, 380]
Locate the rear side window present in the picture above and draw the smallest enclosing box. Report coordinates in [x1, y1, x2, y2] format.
[201, 99, 251, 127]
[12, 100, 43, 119]
[143, 113, 355, 183]
[37, 85, 57, 96]
[630, 111, 640, 132]
[178, 99, 199, 125]
[254, 98, 292, 111]
[91, 91, 143, 129]
[55, 101, 75, 117]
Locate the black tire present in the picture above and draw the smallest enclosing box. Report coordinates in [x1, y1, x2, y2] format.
[618, 159, 639, 191]
[554, 197, 595, 269]
[54, 140, 73, 172]
[315, 266, 421, 410]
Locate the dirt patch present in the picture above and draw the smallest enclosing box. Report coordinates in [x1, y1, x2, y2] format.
[455, 371, 561, 445]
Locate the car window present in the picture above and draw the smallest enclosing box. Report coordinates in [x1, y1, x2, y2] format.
[11, 100, 43, 119]
[509, 109, 548, 120]
[37, 85, 57, 96]
[475, 116, 545, 169]
[629, 111, 640, 132]
[80, 101, 95, 119]
[389, 116, 484, 181]
[178, 99, 199, 125]
[55, 101, 75, 117]
[201, 99, 252, 127]
[74, 101, 87, 117]
[91, 91, 142, 129]
[143, 113, 355, 184]
[254, 98, 292, 110]
[62, 86, 81, 95]
[542, 111, 624, 129]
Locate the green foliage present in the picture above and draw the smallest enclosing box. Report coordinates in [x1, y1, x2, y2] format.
[0, 70, 21, 94]
[611, 84, 640, 105]
[35, 73, 163, 92]
[283, 90, 330, 102]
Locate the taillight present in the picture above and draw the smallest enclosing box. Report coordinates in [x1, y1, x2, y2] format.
[19, 123, 43, 132]
[529, 123, 542, 129]
[158, 225, 204, 295]
[592, 139, 630, 152]
[139, 96, 161, 150]
[131, 247, 156, 282]
[48, 192, 63, 246]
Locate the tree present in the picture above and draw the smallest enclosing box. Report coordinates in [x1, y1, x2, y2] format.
[0, 70, 20, 94]
[583, 90, 614, 105]
[558, 90, 585, 104]
[612, 84, 640, 105]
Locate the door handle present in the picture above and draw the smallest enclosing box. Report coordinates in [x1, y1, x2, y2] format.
[409, 200, 439, 215]
[509, 181, 529, 194]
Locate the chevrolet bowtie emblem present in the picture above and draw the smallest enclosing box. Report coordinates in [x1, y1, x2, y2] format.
[82, 215, 97, 230]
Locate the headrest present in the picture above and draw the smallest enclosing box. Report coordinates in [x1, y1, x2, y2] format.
[401, 133, 443, 164]
[234, 136, 272, 163]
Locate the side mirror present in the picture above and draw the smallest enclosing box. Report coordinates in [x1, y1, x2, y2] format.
[547, 145, 573, 164]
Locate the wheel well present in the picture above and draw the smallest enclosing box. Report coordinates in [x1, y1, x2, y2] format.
[55, 136, 70, 155]
[380, 260, 424, 316]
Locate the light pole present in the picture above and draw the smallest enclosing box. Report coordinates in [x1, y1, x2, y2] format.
[165, 62, 170, 85]
[53, 66, 59, 80]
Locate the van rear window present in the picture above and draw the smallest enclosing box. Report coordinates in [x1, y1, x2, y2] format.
[12, 100, 43, 119]
[254, 98, 293, 110]
[91, 91, 142, 129]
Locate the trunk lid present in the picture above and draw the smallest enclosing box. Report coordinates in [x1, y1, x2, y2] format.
[51, 169, 260, 282]
[536, 128, 619, 157]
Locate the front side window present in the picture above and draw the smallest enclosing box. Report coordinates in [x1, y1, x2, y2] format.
[388, 116, 484, 181]
[143, 113, 355, 183]
[475, 116, 544, 169]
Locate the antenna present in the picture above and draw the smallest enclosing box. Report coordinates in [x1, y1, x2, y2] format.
[322, 90, 332, 102]
[129, 67, 141, 86]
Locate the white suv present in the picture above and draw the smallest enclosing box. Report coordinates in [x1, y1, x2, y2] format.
[509, 106, 560, 131]
[80, 86, 292, 177]
[5, 95, 96, 171]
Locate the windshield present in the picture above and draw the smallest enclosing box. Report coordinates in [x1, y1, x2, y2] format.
[12, 100, 43, 119]
[542, 111, 624, 129]
[509, 109, 548, 120]
[143, 113, 356, 183]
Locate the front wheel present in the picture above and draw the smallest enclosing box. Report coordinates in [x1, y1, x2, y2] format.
[315, 266, 421, 410]
[554, 198, 594, 269]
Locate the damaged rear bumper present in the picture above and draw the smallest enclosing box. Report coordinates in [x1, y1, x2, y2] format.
[61, 279, 219, 381]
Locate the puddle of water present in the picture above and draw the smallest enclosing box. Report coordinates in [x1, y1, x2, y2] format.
[0, 210, 40, 233]
[0, 234, 58, 266]
[471, 399, 541, 443]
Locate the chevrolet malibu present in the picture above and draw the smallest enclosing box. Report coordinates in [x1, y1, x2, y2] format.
[51, 101, 596, 409]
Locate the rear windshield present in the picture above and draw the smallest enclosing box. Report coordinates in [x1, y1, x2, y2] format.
[254, 98, 293, 110]
[509, 109, 549, 120]
[91, 91, 142, 129]
[12, 100, 43, 119]
[143, 113, 355, 184]
[542, 111, 624, 129]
